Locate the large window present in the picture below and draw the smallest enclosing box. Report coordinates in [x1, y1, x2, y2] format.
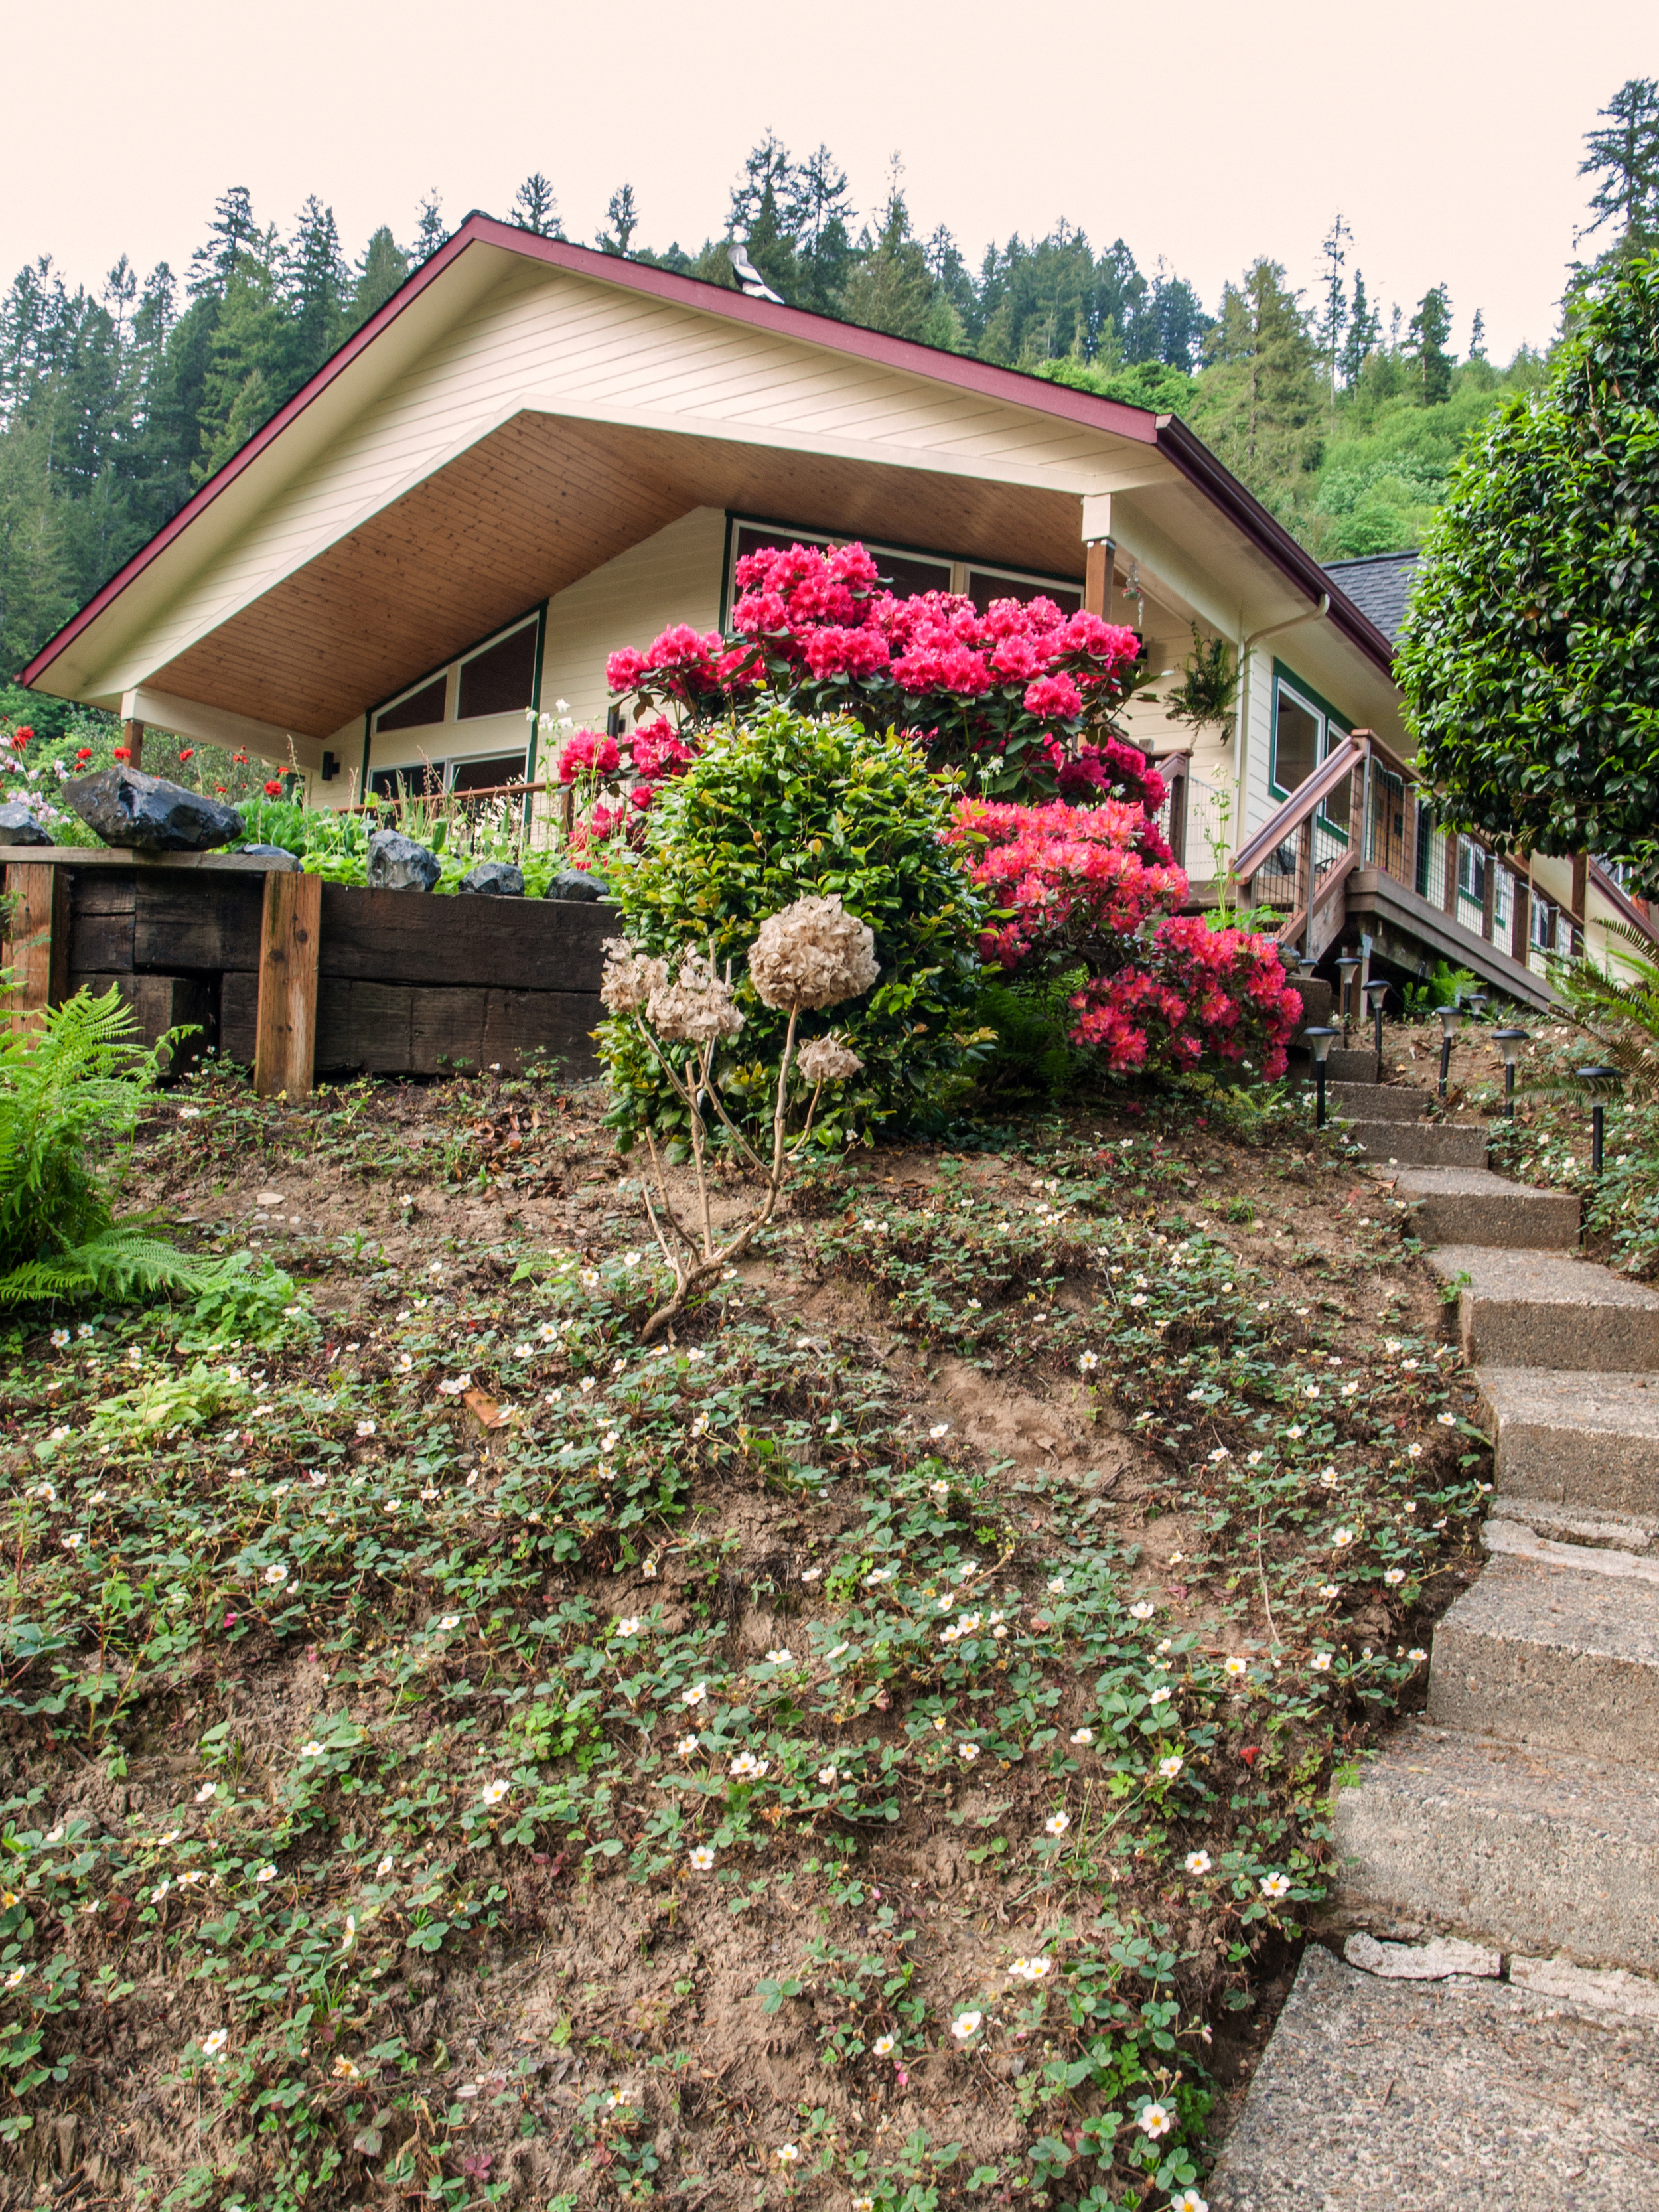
[374, 675, 447, 737]
[727, 518, 1082, 618]
[457, 621, 537, 720]
[1269, 667, 1352, 835]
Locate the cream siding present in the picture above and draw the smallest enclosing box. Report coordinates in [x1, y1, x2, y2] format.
[536, 506, 725, 737]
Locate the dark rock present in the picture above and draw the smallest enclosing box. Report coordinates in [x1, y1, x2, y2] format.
[0, 801, 54, 846]
[66, 765, 244, 852]
[238, 844, 302, 871]
[458, 861, 524, 897]
[545, 869, 602, 903]
[367, 828, 441, 892]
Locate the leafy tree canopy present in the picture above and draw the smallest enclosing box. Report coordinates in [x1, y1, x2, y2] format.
[1396, 252, 1659, 878]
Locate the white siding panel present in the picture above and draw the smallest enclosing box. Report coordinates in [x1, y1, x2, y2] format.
[91, 261, 1148, 697]
[537, 507, 726, 737]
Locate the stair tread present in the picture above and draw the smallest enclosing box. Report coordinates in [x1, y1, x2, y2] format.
[1431, 1244, 1659, 1310]
[1395, 1166, 1559, 1198]
[1482, 1516, 1659, 1582]
[1437, 1550, 1659, 1662]
[1206, 1943, 1659, 2210]
[1489, 1495, 1658, 1551]
[1479, 1364, 1659, 1434]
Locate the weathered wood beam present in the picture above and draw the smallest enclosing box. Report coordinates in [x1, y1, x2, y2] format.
[253, 871, 321, 1098]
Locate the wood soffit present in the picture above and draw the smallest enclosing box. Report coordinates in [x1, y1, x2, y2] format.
[147, 413, 1094, 736]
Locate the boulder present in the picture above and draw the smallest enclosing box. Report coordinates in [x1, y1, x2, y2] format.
[66, 765, 243, 852]
[545, 869, 602, 903]
[366, 828, 441, 892]
[458, 861, 524, 897]
[238, 844, 302, 871]
[0, 801, 54, 846]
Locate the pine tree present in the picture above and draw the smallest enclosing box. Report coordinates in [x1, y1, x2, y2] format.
[1578, 78, 1659, 256]
[188, 186, 259, 300]
[413, 190, 447, 262]
[1468, 308, 1487, 362]
[785, 145, 857, 313]
[1338, 271, 1378, 384]
[1316, 214, 1350, 403]
[283, 198, 351, 386]
[511, 175, 560, 238]
[353, 228, 409, 323]
[192, 232, 285, 484]
[727, 134, 801, 301]
[1407, 284, 1454, 406]
[597, 184, 640, 258]
[1190, 259, 1323, 515]
[838, 169, 935, 343]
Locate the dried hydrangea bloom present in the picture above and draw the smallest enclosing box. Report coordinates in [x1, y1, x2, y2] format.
[747, 895, 880, 1011]
[796, 1034, 863, 1084]
[600, 939, 668, 1015]
[646, 950, 746, 1043]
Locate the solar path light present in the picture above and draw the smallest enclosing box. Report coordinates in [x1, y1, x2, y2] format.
[1577, 1066, 1619, 1176]
[1436, 1004, 1465, 1103]
[1364, 979, 1390, 1063]
[1334, 953, 1362, 1041]
[1491, 1028, 1528, 1120]
[1303, 1025, 1339, 1128]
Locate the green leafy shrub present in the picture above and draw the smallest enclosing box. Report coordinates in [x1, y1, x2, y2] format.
[179, 1252, 319, 1349]
[0, 988, 210, 1306]
[1398, 252, 1659, 878]
[970, 972, 1090, 1099]
[599, 707, 987, 1147]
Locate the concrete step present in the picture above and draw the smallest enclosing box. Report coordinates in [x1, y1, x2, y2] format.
[1333, 1716, 1659, 1975]
[1326, 1044, 1379, 1083]
[1348, 1119, 1489, 1167]
[1206, 1940, 1659, 2209]
[1428, 1552, 1659, 1764]
[1431, 1244, 1659, 1370]
[1329, 1080, 1431, 1121]
[1482, 1513, 1659, 1571]
[1486, 1494, 1659, 1554]
[1479, 1366, 1659, 1514]
[1394, 1167, 1579, 1247]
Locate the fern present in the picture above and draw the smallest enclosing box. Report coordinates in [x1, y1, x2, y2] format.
[1537, 923, 1659, 1102]
[0, 985, 214, 1307]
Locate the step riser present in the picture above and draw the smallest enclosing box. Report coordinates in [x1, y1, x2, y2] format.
[1485, 1410, 1659, 1517]
[1429, 1615, 1659, 1767]
[1329, 1083, 1429, 1122]
[1457, 1292, 1659, 1371]
[1348, 1123, 1489, 1168]
[1336, 1775, 1659, 1976]
[1406, 1191, 1579, 1248]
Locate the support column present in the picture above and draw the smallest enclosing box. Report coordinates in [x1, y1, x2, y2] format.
[1084, 539, 1115, 623]
[1512, 874, 1532, 966]
[253, 871, 321, 1098]
[121, 719, 145, 770]
[1, 861, 70, 1033]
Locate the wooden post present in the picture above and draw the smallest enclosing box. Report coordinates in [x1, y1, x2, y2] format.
[1481, 851, 1496, 942]
[253, 871, 321, 1098]
[122, 719, 145, 770]
[1512, 873, 1532, 965]
[1, 861, 70, 1033]
[1084, 540, 1114, 622]
[1571, 851, 1588, 924]
[1443, 832, 1459, 918]
[1165, 758, 1189, 869]
[1295, 816, 1315, 958]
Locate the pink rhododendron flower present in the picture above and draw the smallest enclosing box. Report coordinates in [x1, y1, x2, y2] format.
[557, 730, 620, 784]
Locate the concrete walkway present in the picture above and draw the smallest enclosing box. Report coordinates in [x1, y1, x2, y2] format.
[1208, 1072, 1659, 2209]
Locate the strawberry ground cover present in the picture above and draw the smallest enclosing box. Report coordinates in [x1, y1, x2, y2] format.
[0, 1056, 1490, 2211]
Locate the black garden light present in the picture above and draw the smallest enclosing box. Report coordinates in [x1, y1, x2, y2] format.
[1364, 979, 1390, 1062]
[1463, 992, 1489, 1023]
[1491, 1027, 1528, 1120]
[1577, 1065, 1619, 1175]
[1334, 953, 1362, 1041]
[1303, 1025, 1339, 1128]
[1436, 1003, 1465, 1102]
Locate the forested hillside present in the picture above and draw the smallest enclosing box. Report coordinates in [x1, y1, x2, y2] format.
[6, 85, 1652, 694]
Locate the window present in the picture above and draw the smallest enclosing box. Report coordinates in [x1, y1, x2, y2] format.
[370, 762, 445, 800]
[965, 567, 1082, 617]
[374, 676, 447, 735]
[727, 518, 1082, 617]
[1269, 668, 1352, 834]
[458, 622, 537, 720]
[451, 754, 526, 795]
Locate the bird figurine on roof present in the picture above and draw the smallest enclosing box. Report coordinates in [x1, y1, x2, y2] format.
[727, 240, 784, 305]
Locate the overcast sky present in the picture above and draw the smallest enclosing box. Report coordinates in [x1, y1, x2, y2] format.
[7, 0, 1651, 366]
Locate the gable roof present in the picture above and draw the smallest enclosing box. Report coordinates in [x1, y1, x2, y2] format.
[20, 216, 1396, 698]
[1321, 550, 1420, 648]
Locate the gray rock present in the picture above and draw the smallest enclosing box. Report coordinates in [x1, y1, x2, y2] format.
[458, 861, 524, 897]
[66, 765, 243, 852]
[238, 844, 302, 871]
[545, 869, 602, 902]
[0, 800, 54, 846]
[366, 829, 441, 892]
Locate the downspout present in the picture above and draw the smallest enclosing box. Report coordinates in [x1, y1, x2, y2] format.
[358, 710, 372, 806]
[523, 599, 550, 839]
[1232, 592, 1331, 848]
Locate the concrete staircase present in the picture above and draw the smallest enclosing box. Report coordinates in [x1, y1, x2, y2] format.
[1208, 1067, 1659, 2210]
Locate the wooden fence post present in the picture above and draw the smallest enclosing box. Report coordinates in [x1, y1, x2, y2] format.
[1, 861, 69, 1033]
[253, 871, 321, 1098]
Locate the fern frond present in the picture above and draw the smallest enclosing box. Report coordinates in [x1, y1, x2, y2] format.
[0, 1220, 214, 1309]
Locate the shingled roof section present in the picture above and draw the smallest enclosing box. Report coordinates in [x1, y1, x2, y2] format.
[1321, 550, 1420, 646]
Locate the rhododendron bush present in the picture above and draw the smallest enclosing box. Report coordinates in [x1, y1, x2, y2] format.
[588, 538, 1159, 808]
[946, 798, 1303, 1080]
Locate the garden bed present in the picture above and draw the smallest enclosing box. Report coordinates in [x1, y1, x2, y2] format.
[0, 849, 609, 1082]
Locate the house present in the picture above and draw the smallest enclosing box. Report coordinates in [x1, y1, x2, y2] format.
[17, 215, 1639, 1006]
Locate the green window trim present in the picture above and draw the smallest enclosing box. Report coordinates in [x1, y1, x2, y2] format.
[1267, 659, 1354, 839]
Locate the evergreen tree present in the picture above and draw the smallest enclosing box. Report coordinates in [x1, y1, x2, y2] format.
[785, 145, 858, 313]
[1143, 265, 1208, 371]
[353, 228, 409, 322]
[1577, 77, 1659, 258]
[1337, 269, 1378, 384]
[510, 175, 560, 238]
[725, 133, 802, 301]
[1467, 307, 1487, 362]
[1407, 283, 1454, 405]
[282, 198, 351, 385]
[104, 256, 137, 345]
[192, 232, 285, 483]
[597, 184, 640, 257]
[1316, 213, 1350, 402]
[413, 190, 447, 262]
[188, 186, 259, 300]
[838, 170, 935, 342]
[1190, 259, 1323, 516]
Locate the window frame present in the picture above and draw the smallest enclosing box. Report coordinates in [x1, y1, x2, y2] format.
[721, 512, 1083, 625]
[1268, 661, 1353, 840]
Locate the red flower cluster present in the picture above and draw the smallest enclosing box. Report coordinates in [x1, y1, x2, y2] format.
[75, 747, 93, 763]
[263, 779, 283, 798]
[178, 748, 195, 763]
[946, 797, 1301, 1080]
[559, 716, 697, 856]
[603, 539, 1146, 800]
[113, 746, 131, 762]
[11, 727, 32, 751]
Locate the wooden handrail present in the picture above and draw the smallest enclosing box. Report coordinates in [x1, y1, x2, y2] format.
[1233, 733, 1367, 878]
[1588, 857, 1659, 952]
[342, 778, 553, 814]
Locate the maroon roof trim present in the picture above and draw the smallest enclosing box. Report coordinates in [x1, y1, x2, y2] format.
[19, 215, 1389, 689]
